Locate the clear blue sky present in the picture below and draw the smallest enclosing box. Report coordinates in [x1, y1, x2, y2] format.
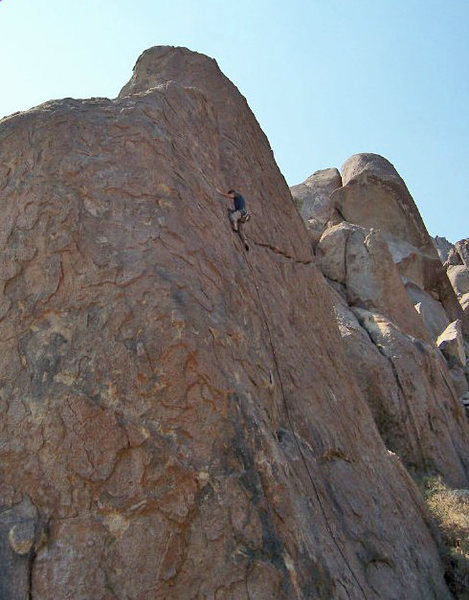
[1, 0, 467, 242]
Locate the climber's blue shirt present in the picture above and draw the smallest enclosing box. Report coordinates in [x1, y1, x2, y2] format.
[233, 193, 246, 212]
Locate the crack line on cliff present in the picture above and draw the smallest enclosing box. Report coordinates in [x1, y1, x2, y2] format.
[239, 239, 370, 600]
[252, 240, 312, 265]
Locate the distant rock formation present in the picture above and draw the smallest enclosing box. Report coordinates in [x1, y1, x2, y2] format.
[435, 237, 469, 315]
[432, 235, 469, 413]
[293, 154, 469, 475]
[0, 47, 467, 599]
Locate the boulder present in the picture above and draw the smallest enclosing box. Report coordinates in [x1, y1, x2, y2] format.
[407, 284, 450, 340]
[290, 168, 342, 245]
[446, 247, 463, 267]
[437, 320, 466, 368]
[383, 232, 442, 290]
[354, 308, 468, 484]
[447, 264, 469, 297]
[455, 238, 469, 267]
[329, 287, 429, 463]
[334, 153, 429, 247]
[332, 154, 465, 332]
[317, 223, 429, 340]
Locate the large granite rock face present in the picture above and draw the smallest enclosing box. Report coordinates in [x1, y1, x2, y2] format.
[0, 46, 463, 599]
[290, 168, 341, 245]
[329, 289, 467, 478]
[293, 154, 469, 500]
[316, 222, 429, 340]
[332, 154, 464, 332]
[335, 153, 429, 247]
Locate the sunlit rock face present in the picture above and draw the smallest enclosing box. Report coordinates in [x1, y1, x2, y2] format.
[332, 154, 464, 331]
[0, 46, 466, 599]
[293, 153, 469, 503]
[290, 168, 342, 246]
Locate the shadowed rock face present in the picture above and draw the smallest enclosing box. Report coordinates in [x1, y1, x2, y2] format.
[0, 46, 463, 599]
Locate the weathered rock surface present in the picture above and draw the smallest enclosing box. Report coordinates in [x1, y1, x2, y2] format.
[0, 497, 44, 600]
[437, 320, 466, 368]
[408, 283, 450, 341]
[325, 274, 468, 482]
[331, 154, 464, 331]
[447, 264, 469, 297]
[290, 168, 341, 245]
[294, 153, 469, 494]
[449, 366, 469, 397]
[0, 46, 464, 599]
[329, 289, 439, 470]
[433, 235, 456, 265]
[335, 154, 429, 247]
[455, 238, 469, 267]
[461, 292, 469, 312]
[352, 308, 468, 480]
[317, 222, 429, 340]
[432, 237, 469, 349]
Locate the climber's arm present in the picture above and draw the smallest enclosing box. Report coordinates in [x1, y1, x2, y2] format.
[216, 189, 232, 199]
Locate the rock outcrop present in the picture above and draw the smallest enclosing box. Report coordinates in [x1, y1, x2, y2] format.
[332, 155, 464, 331]
[293, 154, 469, 485]
[0, 46, 467, 599]
[290, 168, 341, 245]
[432, 235, 469, 402]
[455, 238, 469, 267]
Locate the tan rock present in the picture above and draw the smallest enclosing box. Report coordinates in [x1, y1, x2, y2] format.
[0, 46, 464, 599]
[433, 236, 456, 265]
[407, 284, 450, 340]
[354, 308, 468, 483]
[455, 238, 469, 267]
[317, 222, 429, 340]
[461, 292, 469, 312]
[335, 153, 429, 247]
[329, 287, 424, 461]
[332, 153, 465, 333]
[437, 320, 466, 368]
[447, 264, 469, 296]
[290, 168, 342, 245]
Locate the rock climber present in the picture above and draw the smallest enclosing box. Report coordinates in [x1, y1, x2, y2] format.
[217, 188, 250, 250]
